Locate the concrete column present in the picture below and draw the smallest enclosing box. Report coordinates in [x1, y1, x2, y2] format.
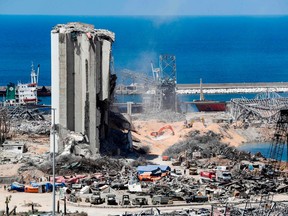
[100, 40, 111, 101]
[50, 32, 60, 153]
[127, 102, 133, 115]
[66, 33, 75, 131]
[74, 33, 84, 133]
[88, 39, 99, 154]
[58, 33, 68, 134]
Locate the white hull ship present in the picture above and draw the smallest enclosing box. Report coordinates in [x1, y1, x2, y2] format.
[4, 63, 39, 106]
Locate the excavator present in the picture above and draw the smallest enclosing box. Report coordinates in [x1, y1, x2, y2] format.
[183, 119, 194, 128]
[150, 125, 175, 138]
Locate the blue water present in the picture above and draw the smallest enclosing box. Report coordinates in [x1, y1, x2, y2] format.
[239, 143, 288, 162]
[1, 16, 288, 101]
[1, 15, 288, 87]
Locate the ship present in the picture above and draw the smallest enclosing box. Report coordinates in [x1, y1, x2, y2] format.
[4, 63, 40, 106]
[193, 79, 227, 112]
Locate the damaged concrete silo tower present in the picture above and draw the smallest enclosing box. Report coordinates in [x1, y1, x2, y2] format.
[51, 22, 115, 154]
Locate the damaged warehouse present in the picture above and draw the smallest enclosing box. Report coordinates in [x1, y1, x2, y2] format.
[51, 22, 132, 155]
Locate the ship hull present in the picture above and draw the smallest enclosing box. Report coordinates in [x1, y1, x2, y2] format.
[0, 88, 51, 97]
[194, 100, 227, 112]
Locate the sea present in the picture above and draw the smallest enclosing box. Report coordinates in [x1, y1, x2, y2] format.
[239, 143, 288, 162]
[1, 15, 288, 159]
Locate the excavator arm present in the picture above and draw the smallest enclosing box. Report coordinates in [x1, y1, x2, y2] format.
[151, 125, 175, 137]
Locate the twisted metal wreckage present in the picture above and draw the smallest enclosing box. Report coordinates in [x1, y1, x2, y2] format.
[229, 90, 288, 123]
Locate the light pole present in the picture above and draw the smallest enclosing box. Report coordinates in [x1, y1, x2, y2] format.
[51, 108, 56, 216]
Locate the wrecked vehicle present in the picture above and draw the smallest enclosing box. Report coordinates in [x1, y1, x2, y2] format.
[189, 167, 198, 175]
[168, 191, 185, 201]
[216, 171, 232, 182]
[132, 197, 148, 206]
[185, 195, 209, 203]
[90, 191, 105, 205]
[68, 193, 78, 203]
[8, 182, 25, 192]
[200, 171, 216, 181]
[121, 194, 130, 205]
[110, 182, 127, 190]
[152, 195, 170, 205]
[175, 169, 182, 175]
[106, 194, 117, 205]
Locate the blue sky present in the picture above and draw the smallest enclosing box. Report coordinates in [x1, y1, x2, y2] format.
[1, 0, 288, 16]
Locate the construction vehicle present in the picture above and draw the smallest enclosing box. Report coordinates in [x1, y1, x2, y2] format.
[132, 197, 148, 206]
[150, 125, 175, 138]
[184, 119, 194, 128]
[106, 194, 117, 205]
[171, 154, 185, 166]
[121, 194, 130, 205]
[152, 195, 170, 205]
[90, 191, 105, 205]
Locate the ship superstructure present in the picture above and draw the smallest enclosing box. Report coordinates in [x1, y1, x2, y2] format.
[4, 63, 39, 106]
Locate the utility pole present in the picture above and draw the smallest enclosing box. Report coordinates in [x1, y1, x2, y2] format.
[51, 108, 56, 216]
[5, 195, 11, 216]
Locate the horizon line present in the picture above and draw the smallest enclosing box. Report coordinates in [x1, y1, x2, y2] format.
[1, 14, 288, 17]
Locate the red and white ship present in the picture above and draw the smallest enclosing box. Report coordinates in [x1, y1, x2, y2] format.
[4, 63, 39, 106]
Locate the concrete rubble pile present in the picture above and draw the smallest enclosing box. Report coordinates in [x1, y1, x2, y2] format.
[54, 110, 156, 157]
[163, 130, 252, 161]
[37, 154, 134, 176]
[58, 130, 91, 158]
[0, 151, 22, 165]
[2, 106, 51, 136]
[12, 120, 50, 135]
[8, 107, 47, 121]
